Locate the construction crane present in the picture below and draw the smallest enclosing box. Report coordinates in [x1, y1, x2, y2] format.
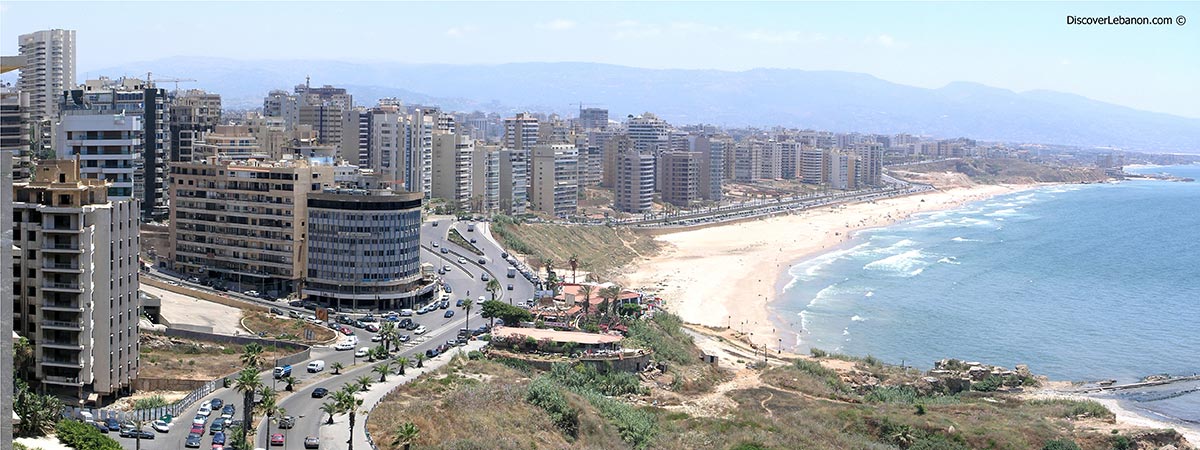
[146, 71, 197, 93]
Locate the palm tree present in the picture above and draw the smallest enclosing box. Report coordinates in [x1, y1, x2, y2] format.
[599, 285, 622, 316]
[379, 322, 398, 352]
[486, 278, 501, 303]
[256, 387, 280, 448]
[568, 254, 579, 283]
[331, 362, 344, 375]
[355, 375, 373, 392]
[463, 301, 473, 341]
[319, 401, 339, 425]
[131, 417, 147, 450]
[233, 367, 262, 445]
[579, 284, 596, 316]
[372, 345, 389, 361]
[337, 390, 364, 450]
[392, 422, 421, 450]
[413, 352, 425, 368]
[241, 342, 265, 369]
[373, 361, 393, 382]
[282, 375, 298, 392]
[396, 357, 409, 375]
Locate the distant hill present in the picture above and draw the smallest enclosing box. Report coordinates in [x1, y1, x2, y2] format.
[90, 58, 1200, 153]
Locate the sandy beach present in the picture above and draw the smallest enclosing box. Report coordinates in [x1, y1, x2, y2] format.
[620, 183, 1028, 351]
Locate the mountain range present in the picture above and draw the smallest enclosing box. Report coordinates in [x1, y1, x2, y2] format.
[87, 57, 1200, 153]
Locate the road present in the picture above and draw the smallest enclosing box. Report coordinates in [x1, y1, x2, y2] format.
[129, 218, 534, 450]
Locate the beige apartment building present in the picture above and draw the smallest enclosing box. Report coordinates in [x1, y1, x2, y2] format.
[168, 157, 333, 296]
[530, 144, 579, 217]
[431, 132, 473, 211]
[193, 125, 263, 160]
[659, 151, 700, 207]
[11, 160, 139, 403]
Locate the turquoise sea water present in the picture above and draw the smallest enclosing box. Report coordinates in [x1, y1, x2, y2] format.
[774, 164, 1200, 426]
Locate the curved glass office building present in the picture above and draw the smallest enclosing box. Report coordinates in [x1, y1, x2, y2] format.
[303, 189, 434, 311]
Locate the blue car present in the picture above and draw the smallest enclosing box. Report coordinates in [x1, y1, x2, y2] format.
[213, 431, 226, 445]
[444, 310, 455, 318]
[210, 398, 223, 410]
[105, 418, 121, 432]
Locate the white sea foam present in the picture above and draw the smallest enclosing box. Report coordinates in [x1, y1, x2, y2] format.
[851, 315, 867, 322]
[863, 249, 929, 277]
[986, 208, 1021, 217]
[937, 257, 961, 265]
[864, 291, 875, 298]
[842, 328, 851, 336]
[950, 236, 980, 242]
[807, 283, 844, 307]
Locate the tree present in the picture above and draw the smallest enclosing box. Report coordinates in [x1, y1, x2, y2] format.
[579, 284, 596, 316]
[413, 352, 425, 368]
[373, 345, 389, 361]
[336, 389, 364, 450]
[396, 357, 409, 375]
[241, 342, 265, 370]
[392, 421, 421, 450]
[283, 375, 298, 392]
[1042, 440, 1082, 450]
[486, 278, 501, 303]
[14, 336, 33, 379]
[481, 299, 532, 328]
[464, 300, 473, 341]
[331, 362, 345, 375]
[233, 367, 262, 445]
[373, 361, 393, 382]
[131, 417, 148, 450]
[355, 375, 373, 392]
[379, 322, 398, 353]
[256, 387, 282, 449]
[599, 285, 622, 316]
[320, 402, 339, 425]
[619, 303, 642, 317]
[568, 254, 579, 283]
[13, 379, 63, 437]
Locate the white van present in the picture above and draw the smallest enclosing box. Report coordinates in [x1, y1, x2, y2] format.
[307, 360, 325, 373]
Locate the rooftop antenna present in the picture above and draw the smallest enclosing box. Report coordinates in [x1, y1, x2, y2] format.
[306, 75, 311, 89]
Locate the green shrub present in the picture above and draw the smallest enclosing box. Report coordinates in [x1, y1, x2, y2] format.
[55, 420, 122, 450]
[581, 390, 657, 449]
[1027, 399, 1114, 420]
[1111, 435, 1133, 450]
[809, 348, 828, 358]
[133, 395, 168, 410]
[909, 434, 969, 450]
[548, 363, 645, 397]
[1042, 439, 1082, 450]
[972, 375, 1004, 392]
[730, 443, 770, 450]
[793, 359, 848, 393]
[526, 377, 578, 437]
[467, 350, 484, 360]
[623, 312, 696, 365]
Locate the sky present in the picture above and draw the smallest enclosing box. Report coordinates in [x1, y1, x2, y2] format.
[2, 1, 1199, 118]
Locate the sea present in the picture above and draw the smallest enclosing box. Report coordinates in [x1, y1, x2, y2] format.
[774, 164, 1200, 428]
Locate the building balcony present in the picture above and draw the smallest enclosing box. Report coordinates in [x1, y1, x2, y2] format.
[43, 262, 84, 273]
[42, 224, 82, 233]
[42, 302, 84, 312]
[42, 375, 83, 386]
[43, 282, 84, 293]
[41, 340, 84, 351]
[40, 358, 83, 369]
[42, 243, 83, 253]
[41, 319, 84, 331]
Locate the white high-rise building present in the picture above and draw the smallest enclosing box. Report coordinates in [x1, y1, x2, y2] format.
[405, 109, 434, 198]
[56, 111, 143, 200]
[530, 144, 578, 217]
[470, 145, 500, 214]
[614, 147, 654, 213]
[625, 113, 671, 152]
[503, 112, 539, 151]
[13, 160, 139, 403]
[498, 148, 528, 216]
[18, 29, 76, 151]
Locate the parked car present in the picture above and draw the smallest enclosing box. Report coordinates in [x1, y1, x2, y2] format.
[243, 290, 258, 297]
[90, 421, 109, 434]
[270, 433, 285, 446]
[398, 334, 411, 342]
[185, 433, 202, 448]
[120, 429, 155, 439]
[400, 309, 414, 316]
[304, 436, 320, 449]
[105, 418, 121, 432]
[152, 419, 170, 433]
[312, 387, 329, 398]
[425, 348, 439, 358]
[371, 334, 382, 342]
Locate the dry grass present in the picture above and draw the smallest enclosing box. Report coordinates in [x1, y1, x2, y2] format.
[137, 336, 292, 380]
[490, 217, 659, 278]
[242, 311, 336, 344]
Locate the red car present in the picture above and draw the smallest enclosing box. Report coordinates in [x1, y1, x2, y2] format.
[340, 326, 353, 336]
[190, 425, 204, 435]
[270, 433, 285, 446]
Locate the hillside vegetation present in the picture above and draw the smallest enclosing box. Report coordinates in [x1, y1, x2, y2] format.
[891, 158, 1109, 186]
[490, 215, 659, 278]
[364, 314, 1189, 450]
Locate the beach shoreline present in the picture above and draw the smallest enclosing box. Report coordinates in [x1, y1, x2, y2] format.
[620, 183, 1031, 349]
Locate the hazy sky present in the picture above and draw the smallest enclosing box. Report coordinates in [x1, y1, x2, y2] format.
[3, 1, 1198, 118]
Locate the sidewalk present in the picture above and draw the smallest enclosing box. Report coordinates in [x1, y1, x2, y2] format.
[320, 340, 489, 449]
